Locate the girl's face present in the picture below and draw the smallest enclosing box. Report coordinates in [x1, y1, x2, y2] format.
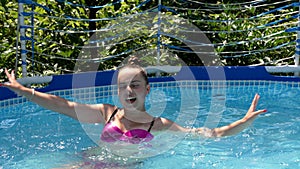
[117, 67, 150, 111]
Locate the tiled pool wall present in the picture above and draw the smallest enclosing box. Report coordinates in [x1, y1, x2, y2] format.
[1, 80, 300, 108]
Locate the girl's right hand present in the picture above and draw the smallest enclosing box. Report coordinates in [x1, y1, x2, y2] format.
[1, 68, 25, 93]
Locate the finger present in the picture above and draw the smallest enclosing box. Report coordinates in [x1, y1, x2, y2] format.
[4, 68, 14, 80]
[254, 93, 260, 103]
[2, 69, 9, 87]
[248, 94, 258, 112]
[5, 68, 10, 77]
[3, 69, 13, 85]
[0, 82, 11, 87]
[11, 70, 15, 79]
[254, 109, 267, 116]
[251, 94, 260, 109]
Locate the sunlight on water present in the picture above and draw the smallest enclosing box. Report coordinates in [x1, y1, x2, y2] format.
[1, 82, 300, 168]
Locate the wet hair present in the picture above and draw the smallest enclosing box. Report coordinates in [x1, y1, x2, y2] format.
[118, 56, 149, 85]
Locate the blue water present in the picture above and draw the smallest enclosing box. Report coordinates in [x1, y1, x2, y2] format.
[1, 82, 300, 169]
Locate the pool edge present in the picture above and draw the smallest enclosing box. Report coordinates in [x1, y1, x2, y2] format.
[1, 66, 300, 101]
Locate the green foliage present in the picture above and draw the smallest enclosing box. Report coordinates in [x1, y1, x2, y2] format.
[0, 0, 298, 81]
[0, 1, 18, 78]
[174, 0, 297, 66]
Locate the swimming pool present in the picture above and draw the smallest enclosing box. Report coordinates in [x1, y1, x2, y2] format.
[1, 76, 300, 168]
[1, 66, 300, 168]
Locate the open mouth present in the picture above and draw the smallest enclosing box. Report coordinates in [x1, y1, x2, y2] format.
[126, 97, 137, 104]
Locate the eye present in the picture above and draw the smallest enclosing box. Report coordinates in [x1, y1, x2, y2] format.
[118, 84, 127, 89]
[130, 83, 140, 88]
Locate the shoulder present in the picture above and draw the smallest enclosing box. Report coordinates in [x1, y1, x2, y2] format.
[99, 103, 116, 111]
[158, 117, 174, 125]
[153, 117, 188, 132]
[99, 104, 118, 122]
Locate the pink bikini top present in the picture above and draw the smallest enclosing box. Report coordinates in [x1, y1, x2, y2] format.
[100, 109, 155, 144]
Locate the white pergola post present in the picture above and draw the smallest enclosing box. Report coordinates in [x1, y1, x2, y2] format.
[18, 2, 27, 78]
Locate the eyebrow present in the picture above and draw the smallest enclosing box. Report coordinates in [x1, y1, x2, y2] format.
[119, 80, 141, 85]
[130, 80, 142, 83]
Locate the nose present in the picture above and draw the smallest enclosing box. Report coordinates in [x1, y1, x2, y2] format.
[126, 84, 133, 92]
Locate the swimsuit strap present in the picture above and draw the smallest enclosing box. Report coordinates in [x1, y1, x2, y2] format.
[107, 108, 118, 123]
[107, 108, 155, 132]
[147, 117, 156, 132]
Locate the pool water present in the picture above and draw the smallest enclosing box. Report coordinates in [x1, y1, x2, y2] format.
[1, 81, 300, 169]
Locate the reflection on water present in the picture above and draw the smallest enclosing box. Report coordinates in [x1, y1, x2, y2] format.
[1, 82, 300, 168]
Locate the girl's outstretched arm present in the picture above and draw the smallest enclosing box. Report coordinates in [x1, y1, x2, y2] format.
[162, 94, 266, 138]
[195, 94, 267, 137]
[1, 68, 113, 123]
